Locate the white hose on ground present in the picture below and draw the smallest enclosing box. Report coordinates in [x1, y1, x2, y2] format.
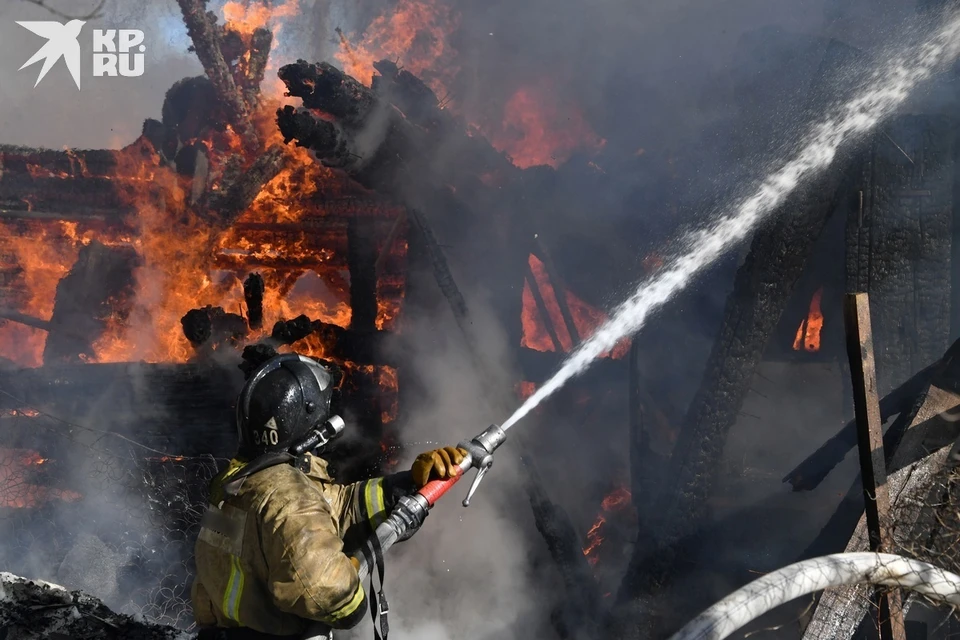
[669, 552, 960, 640]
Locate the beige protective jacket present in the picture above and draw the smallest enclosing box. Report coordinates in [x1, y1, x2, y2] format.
[191, 454, 407, 636]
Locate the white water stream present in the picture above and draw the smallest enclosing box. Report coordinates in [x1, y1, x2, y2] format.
[501, 9, 960, 432]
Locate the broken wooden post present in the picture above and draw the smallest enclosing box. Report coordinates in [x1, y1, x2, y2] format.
[533, 234, 580, 346]
[525, 266, 565, 353]
[347, 216, 379, 333]
[844, 292, 906, 640]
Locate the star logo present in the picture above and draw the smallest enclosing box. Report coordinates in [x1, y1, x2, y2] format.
[17, 20, 85, 90]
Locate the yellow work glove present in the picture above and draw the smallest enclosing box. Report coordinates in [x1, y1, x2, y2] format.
[411, 446, 467, 488]
[349, 556, 361, 573]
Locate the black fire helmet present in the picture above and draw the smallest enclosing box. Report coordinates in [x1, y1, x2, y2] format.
[236, 353, 335, 458]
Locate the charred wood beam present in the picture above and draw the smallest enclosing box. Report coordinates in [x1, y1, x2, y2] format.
[42, 241, 140, 365]
[803, 437, 956, 640]
[202, 144, 286, 228]
[213, 253, 347, 272]
[783, 344, 956, 492]
[180, 305, 248, 351]
[523, 454, 602, 637]
[526, 268, 564, 353]
[242, 27, 273, 107]
[0, 145, 122, 177]
[800, 342, 960, 562]
[243, 273, 265, 330]
[847, 116, 955, 396]
[374, 211, 406, 278]
[276, 61, 522, 194]
[267, 315, 399, 366]
[0, 362, 243, 457]
[533, 234, 580, 346]
[405, 209, 470, 335]
[371, 59, 442, 130]
[176, 0, 258, 151]
[620, 40, 868, 610]
[348, 217, 379, 333]
[844, 293, 906, 640]
[0, 309, 52, 333]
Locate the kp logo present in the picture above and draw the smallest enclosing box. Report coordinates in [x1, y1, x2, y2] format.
[17, 20, 146, 90]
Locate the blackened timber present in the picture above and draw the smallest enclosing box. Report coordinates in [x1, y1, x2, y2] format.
[523, 454, 602, 637]
[526, 269, 564, 353]
[306, 322, 401, 366]
[848, 116, 955, 395]
[533, 234, 581, 346]
[844, 292, 905, 640]
[42, 241, 139, 365]
[620, 40, 868, 607]
[242, 28, 273, 107]
[800, 339, 960, 562]
[243, 273, 265, 330]
[202, 144, 286, 227]
[277, 61, 523, 192]
[406, 209, 470, 335]
[783, 354, 946, 492]
[0, 363, 243, 458]
[803, 379, 960, 640]
[176, 0, 258, 151]
[0, 145, 122, 177]
[374, 212, 406, 278]
[347, 217, 379, 333]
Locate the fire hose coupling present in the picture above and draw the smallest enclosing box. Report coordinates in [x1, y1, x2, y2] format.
[457, 423, 507, 507]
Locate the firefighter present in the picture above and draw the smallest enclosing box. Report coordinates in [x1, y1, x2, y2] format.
[191, 353, 465, 638]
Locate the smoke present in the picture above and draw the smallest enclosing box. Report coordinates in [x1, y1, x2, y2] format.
[2, 0, 959, 636]
[343, 288, 552, 640]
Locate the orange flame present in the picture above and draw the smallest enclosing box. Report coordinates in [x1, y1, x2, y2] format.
[335, 0, 460, 99]
[0, 448, 81, 509]
[582, 485, 632, 566]
[489, 83, 606, 169]
[792, 287, 824, 353]
[521, 254, 629, 359]
[222, 0, 301, 100]
[222, 0, 299, 36]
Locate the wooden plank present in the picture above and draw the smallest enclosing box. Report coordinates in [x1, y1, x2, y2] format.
[525, 266, 564, 353]
[843, 292, 906, 640]
[803, 445, 951, 640]
[347, 217, 379, 332]
[533, 234, 580, 346]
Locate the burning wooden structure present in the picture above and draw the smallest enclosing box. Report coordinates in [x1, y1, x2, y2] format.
[0, 1, 642, 634]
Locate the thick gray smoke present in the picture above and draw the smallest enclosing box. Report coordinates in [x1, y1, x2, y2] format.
[0, 0, 956, 637]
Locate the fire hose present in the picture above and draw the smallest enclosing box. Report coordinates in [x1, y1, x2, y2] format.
[353, 423, 507, 581]
[300, 424, 508, 640]
[668, 553, 960, 640]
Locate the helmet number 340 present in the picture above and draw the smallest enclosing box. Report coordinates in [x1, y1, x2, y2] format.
[254, 429, 279, 446]
[253, 416, 280, 446]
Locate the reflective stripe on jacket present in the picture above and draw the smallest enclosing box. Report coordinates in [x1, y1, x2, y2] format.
[191, 453, 411, 636]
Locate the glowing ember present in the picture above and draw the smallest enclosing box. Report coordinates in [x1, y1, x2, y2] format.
[380, 366, 399, 423]
[489, 82, 606, 169]
[0, 448, 82, 509]
[582, 485, 632, 566]
[521, 254, 629, 359]
[792, 287, 824, 353]
[517, 381, 536, 401]
[334, 0, 460, 99]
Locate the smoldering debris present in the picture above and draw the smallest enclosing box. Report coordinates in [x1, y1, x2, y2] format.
[0, 572, 189, 640]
